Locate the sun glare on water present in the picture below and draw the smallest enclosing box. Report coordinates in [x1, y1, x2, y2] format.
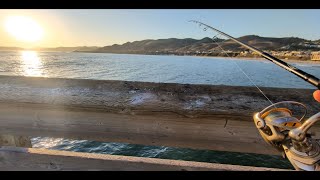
[5, 16, 44, 42]
[21, 51, 44, 77]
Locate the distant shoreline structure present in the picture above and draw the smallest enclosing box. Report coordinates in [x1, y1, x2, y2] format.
[75, 51, 320, 64]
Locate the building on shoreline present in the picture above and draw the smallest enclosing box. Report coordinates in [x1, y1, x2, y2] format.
[311, 52, 320, 61]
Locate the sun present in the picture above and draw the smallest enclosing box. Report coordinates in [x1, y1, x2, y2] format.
[4, 16, 44, 42]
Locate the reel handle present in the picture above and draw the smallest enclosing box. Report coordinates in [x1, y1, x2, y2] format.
[289, 112, 320, 142]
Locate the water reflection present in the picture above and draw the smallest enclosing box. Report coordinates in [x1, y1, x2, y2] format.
[21, 51, 45, 76]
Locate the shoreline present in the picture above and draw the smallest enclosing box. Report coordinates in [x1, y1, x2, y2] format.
[1, 50, 320, 64]
[206, 55, 320, 64]
[76, 51, 320, 64]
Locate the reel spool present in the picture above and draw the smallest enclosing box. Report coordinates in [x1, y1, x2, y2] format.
[253, 101, 307, 152]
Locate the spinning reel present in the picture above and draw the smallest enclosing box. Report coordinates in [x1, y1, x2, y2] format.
[254, 101, 320, 171]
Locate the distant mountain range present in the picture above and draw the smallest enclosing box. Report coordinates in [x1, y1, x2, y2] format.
[1, 35, 320, 54]
[81, 35, 320, 54]
[36, 46, 100, 52]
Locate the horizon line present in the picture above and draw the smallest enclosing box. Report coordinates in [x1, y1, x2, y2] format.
[1, 34, 318, 49]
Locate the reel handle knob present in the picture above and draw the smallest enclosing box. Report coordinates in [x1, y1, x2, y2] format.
[289, 112, 320, 142]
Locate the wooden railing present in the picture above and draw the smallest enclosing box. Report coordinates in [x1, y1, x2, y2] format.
[1, 75, 318, 170]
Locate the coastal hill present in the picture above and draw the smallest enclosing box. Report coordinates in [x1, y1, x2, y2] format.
[1, 36, 319, 54]
[77, 35, 320, 54]
[36, 46, 100, 52]
[88, 37, 223, 54]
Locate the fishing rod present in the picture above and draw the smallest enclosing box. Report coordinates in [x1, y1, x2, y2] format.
[190, 20, 320, 171]
[189, 20, 320, 90]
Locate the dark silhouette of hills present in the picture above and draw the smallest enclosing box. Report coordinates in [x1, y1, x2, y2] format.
[1, 36, 319, 53]
[82, 35, 318, 54]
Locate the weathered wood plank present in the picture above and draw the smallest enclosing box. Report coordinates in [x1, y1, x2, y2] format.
[0, 146, 288, 171]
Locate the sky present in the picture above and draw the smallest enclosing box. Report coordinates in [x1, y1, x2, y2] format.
[1, 9, 320, 48]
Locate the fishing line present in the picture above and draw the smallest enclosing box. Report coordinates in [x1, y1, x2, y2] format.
[192, 20, 276, 107]
[190, 20, 320, 90]
[191, 20, 319, 107]
[209, 32, 276, 107]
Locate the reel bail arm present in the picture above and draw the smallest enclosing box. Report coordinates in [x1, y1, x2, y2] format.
[289, 112, 320, 142]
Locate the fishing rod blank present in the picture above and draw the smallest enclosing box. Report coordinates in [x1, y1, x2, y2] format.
[190, 20, 320, 89]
